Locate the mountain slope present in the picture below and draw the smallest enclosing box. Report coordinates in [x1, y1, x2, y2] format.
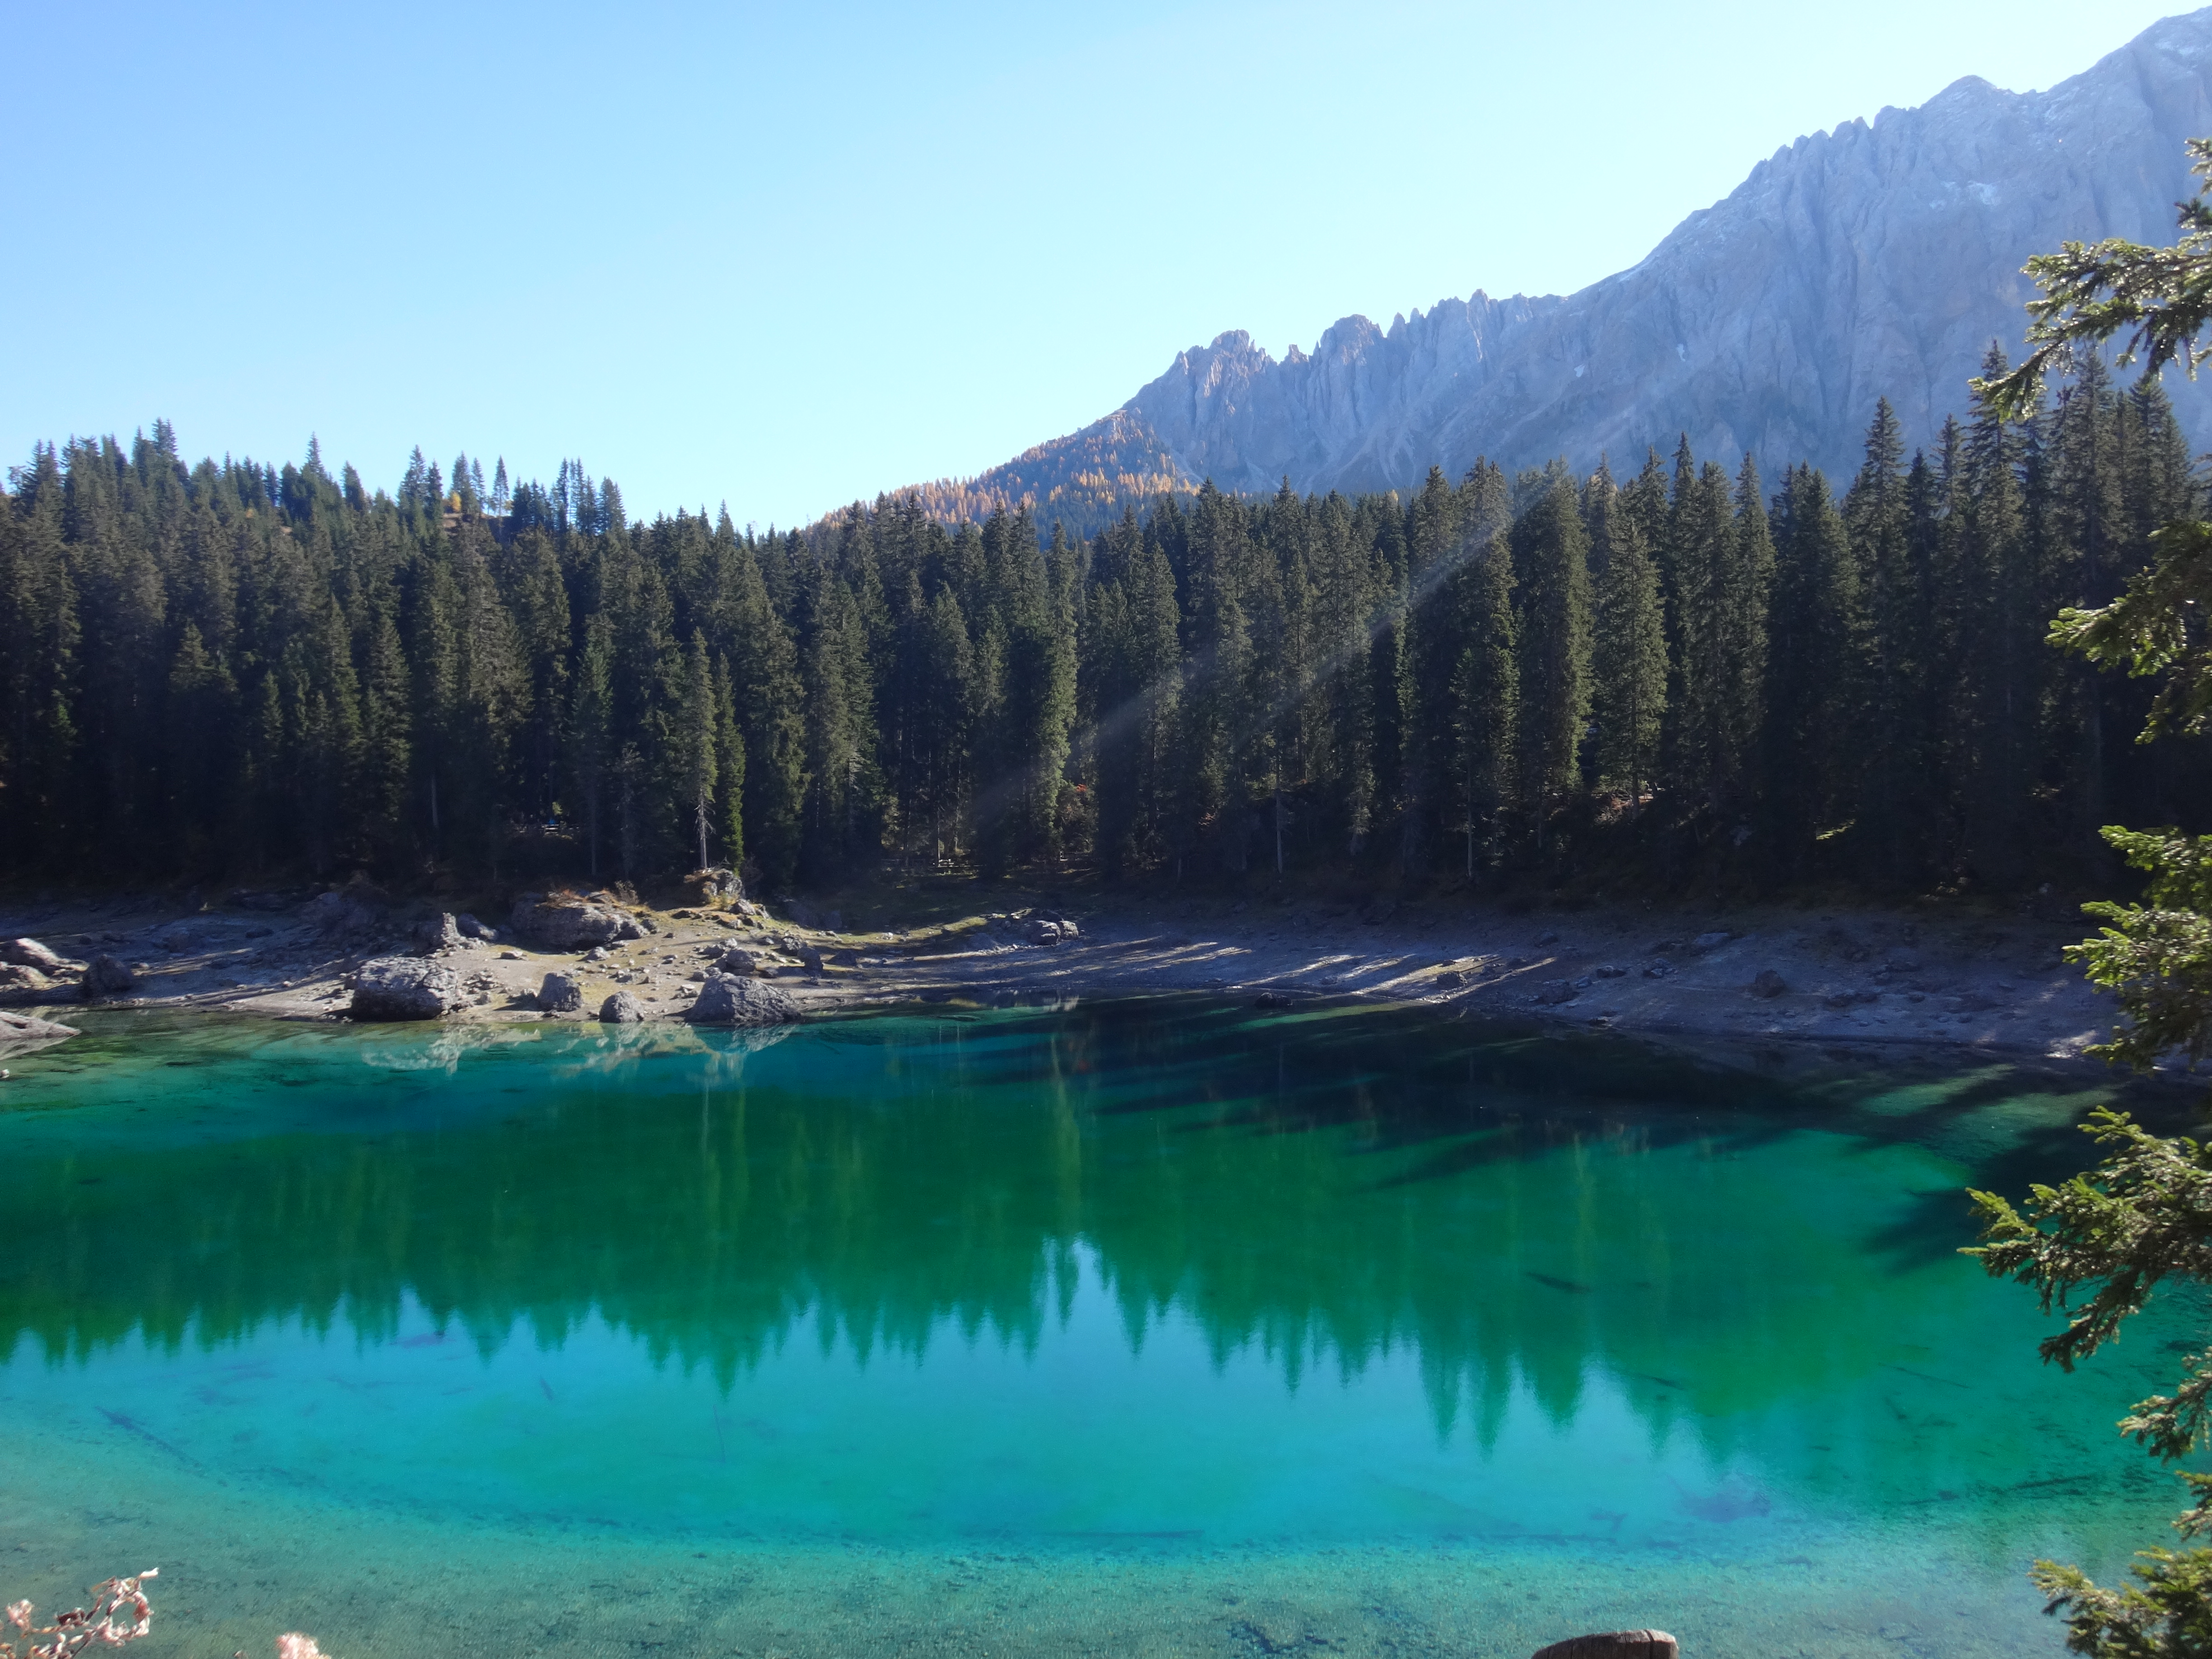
[867, 412, 1192, 537]
[919, 9, 2212, 514]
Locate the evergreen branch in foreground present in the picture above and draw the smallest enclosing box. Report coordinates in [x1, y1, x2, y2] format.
[1977, 137, 2212, 421]
[1970, 1111, 2212, 1458]
[2033, 1510, 2212, 1659]
[2049, 520, 2212, 745]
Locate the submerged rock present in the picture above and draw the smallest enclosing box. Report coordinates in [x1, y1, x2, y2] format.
[350, 957, 464, 1021]
[1530, 1635, 1677, 1659]
[1750, 968, 1787, 998]
[686, 971, 801, 1027]
[0, 999, 78, 1053]
[0, 1008, 78, 1045]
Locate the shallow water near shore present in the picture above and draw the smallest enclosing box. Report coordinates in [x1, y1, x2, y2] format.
[0, 998, 2199, 1656]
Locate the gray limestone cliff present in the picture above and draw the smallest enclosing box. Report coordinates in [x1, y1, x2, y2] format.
[961, 9, 2212, 507]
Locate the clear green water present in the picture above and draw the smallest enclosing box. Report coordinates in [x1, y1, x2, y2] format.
[0, 999, 2196, 1657]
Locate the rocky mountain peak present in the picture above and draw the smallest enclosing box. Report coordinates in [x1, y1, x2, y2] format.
[881, 9, 2212, 526]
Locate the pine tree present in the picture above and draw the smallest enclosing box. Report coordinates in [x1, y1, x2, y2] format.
[682, 633, 718, 872]
[164, 619, 238, 863]
[918, 586, 976, 864]
[1765, 464, 1863, 870]
[712, 654, 746, 872]
[0, 451, 80, 867]
[359, 595, 413, 861]
[1956, 380, 2033, 885]
[1179, 484, 1256, 873]
[1720, 453, 1776, 812]
[1448, 530, 1519, 873]
[1513, 474, 1593, 836]
[2049, 352, 2129, 839]
[1588, 469, 1667, 815]
[1843, 398, 1927, 881]
[726, 533, 807, 887]
[568, 614, 614, 878]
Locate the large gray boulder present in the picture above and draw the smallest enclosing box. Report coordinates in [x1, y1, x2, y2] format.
[81, 954, 135, 1000]
[412, 912, 463, 955]
[510, 894, 644, 951]
[350, 957, 464, 1021]
[599, 991, 644, 1024]
[300, 885, 385, 936]
[686, 971, 801, 1027]
[537, 971, 585, 1013]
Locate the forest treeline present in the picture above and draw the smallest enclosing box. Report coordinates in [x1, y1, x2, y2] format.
[0, 349, 2202, 897]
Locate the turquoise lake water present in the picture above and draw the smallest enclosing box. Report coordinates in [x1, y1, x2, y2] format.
[0, 998, 2197, 1657]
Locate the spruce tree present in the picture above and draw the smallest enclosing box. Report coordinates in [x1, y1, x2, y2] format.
[568, 614, 614, 878]
[712, 654, 746, 872]
[1512, 475, 1593, 834]
[1963, 371, 2035, 884]
[1764, 465, 1863, 870]
[359, 597, 413, 862]
[682, 633, 718, 872]
[1588, 473, 1667, 815]
[1447, 530, 1519, 873]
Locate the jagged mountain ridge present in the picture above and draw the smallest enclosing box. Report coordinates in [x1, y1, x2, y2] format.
[906, 9, 2212, 517]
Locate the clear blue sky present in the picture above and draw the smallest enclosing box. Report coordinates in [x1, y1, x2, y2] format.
[1, 1, 2189, 527]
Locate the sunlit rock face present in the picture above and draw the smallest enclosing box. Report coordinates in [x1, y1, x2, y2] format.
[1112, 9, 2212, 493]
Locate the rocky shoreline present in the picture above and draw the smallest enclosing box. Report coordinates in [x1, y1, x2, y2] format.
[0, 881, 2135, 1073]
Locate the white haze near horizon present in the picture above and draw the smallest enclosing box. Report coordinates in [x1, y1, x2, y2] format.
[0, 0, 2188, 527]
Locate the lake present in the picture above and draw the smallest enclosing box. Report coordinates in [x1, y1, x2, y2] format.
[0, 998, 2192, 1657]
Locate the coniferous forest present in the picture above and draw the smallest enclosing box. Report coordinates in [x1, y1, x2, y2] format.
[3, 350, 2204, 900]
